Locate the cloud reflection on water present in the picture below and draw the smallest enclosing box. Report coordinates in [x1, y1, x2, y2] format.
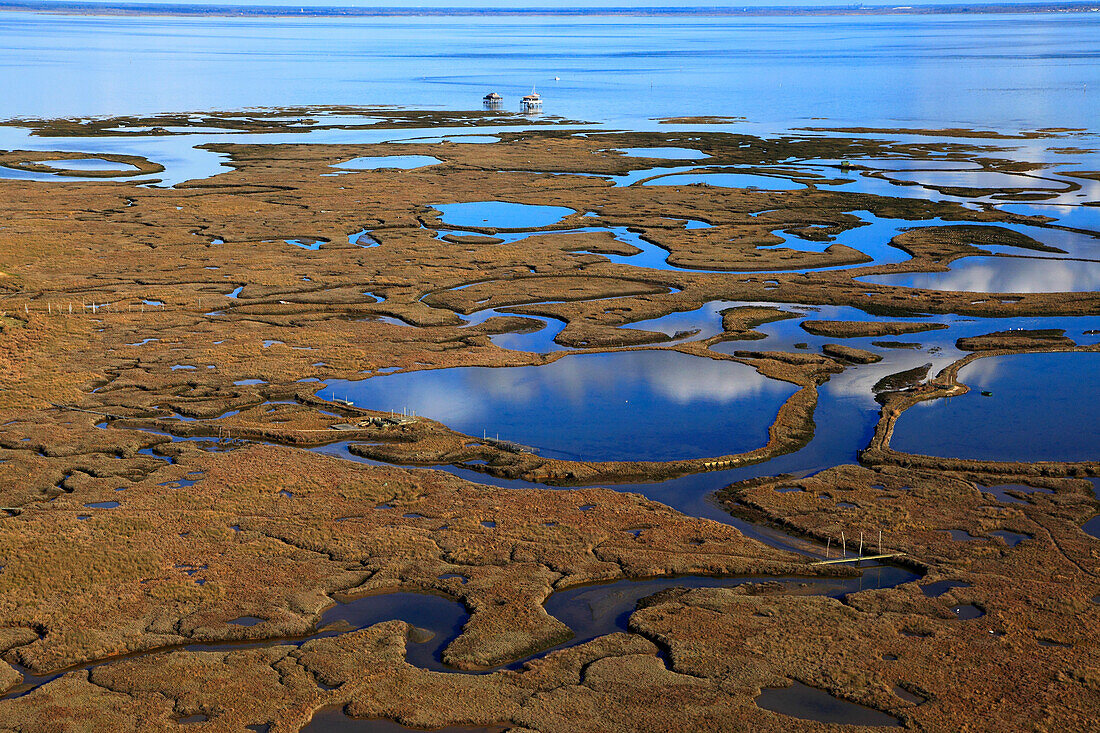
[328, 350, 795, 461]
[861, 257, 1100, 293]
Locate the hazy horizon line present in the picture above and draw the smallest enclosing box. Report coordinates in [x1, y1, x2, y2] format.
[5, 0, 1098, 16]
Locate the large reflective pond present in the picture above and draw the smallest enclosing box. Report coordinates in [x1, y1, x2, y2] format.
[891, 352, 1100, 462]
[859, 257, 1100, 293]
[324, 350, 797, 462]
[434, 201, 574, 229]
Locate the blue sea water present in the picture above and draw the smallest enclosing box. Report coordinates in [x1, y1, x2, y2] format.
[0, 11, 1097, 132]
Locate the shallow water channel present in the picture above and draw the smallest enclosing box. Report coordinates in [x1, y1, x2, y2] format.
[430, 201, 958, 276]
[2, 563, 917, 697]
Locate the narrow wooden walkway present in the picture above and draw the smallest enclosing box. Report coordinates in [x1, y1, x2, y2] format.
[811, 553, 903, 566]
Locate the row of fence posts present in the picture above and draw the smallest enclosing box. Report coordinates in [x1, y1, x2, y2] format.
[823, 529, 884, 561]
[3, 300, 170, 317]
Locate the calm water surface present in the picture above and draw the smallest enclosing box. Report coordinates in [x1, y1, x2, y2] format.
[333, 155, 442, 170]
[302, 709, 502, 733]
[36, 157, 140, 171]
[859, 257, 1100, 293]
[892, 352, 1100, 462]
[435, 201, 574, 229]
[756, 681, 902, 727]
[325, 350, 797, 462]
[2, 12, 1098, 132]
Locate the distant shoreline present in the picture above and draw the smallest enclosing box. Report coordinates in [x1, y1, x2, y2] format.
[3, 1, 1098, 17]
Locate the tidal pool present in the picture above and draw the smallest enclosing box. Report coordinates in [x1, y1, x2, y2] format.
[920, 580, 971, 598]
[35, 157, 140, 172]
[393, 135, 499, 144]
[486, 316, 568, 353]
[434, 201, 574, 229]
[283, 238, 325, 250]
[611, 147, 710, 159]
[858, 257, 1100, 293]
[974, 223, 1100, 262]
[345, 227, 383, 248]
[319, 592, 466, 672]
[850, 158, 983, 171]
[996, 203, 1098, 231]
[623, 300, 745, 342]
[890, 352, 1100, 462]
[324, 350, 797, 462]
[1083, 514, 1100, 540]
[756, 680, 901, 727]
[302, 708, 503, 733]
[882, 169, 1068, 191]
[980, 483, 1054, 505]
[332, 155, 441, 170]
[642, 171, 805, 190]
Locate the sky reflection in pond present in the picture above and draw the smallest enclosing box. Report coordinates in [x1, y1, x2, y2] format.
[882, 169, 1068, 190]
[859, 257, 1100, 293]
[642, 171, 806, 190]
[36, 157, 141, 172]
[434, 201, 574, 229]
[325, 350, 795, 462]
[996, 203, 1099, 231]
[612, 147, 710, 160]
[891, 352, 1100, 462]
[332, 155, 441, 170]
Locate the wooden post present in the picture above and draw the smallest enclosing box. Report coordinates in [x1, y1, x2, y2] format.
[841, 531, 846, 558]
[825, 537, 830, 559]
[879, 529, 882, 555]
[858, 532, 863, 558]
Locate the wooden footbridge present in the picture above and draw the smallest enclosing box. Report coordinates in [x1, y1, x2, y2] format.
[809, 530, 903, 566]
[812, 553, 904, 566]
